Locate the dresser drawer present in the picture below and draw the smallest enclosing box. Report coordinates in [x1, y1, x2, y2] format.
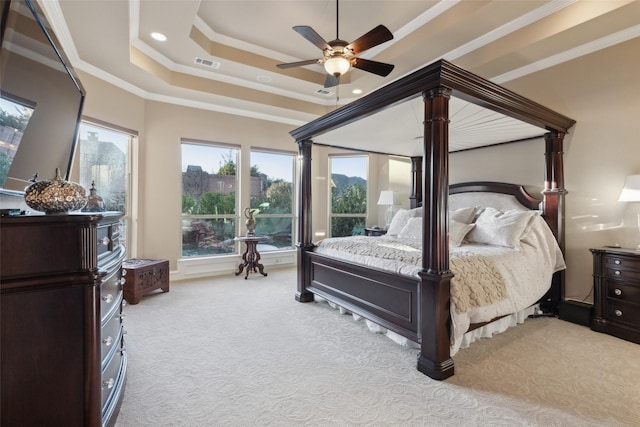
[101, 310, 124, 367]
[97, 221, 124, 266]
[101, 347, 125, 412]
[607, 281, 640, 302]
[605, 300, 640, 327]
[100, 268, 123, 324]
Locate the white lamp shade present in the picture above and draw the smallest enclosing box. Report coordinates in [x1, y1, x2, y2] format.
[324, 56, 351, 76]
[377, 190, 398, 206]
[619, 175, 640, 202]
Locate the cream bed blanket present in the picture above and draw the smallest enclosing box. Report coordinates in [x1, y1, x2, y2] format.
[317, 237, 507, 313]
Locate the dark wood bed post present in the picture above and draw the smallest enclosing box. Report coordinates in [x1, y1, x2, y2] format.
[542, 131, 566, 249]
[542, 131, 567, 310]
[296, 139, 315, 303]
[417, 86, 455, 380]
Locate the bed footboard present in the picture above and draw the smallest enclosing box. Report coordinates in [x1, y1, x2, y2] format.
[306, 251, 420, 342]
[299, 250, 455, 380]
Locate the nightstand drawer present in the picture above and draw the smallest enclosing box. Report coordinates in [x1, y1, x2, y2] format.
[606, 300, 640, 327]
[605, 254, 640, 270]
[605, 267, 640, 281]
[607, 282, 640, 302]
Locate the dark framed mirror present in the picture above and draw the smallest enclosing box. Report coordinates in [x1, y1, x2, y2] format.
[0, 0, 85, 195]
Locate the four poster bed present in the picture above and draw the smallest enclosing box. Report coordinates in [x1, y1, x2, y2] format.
[290, 59, 575, 380]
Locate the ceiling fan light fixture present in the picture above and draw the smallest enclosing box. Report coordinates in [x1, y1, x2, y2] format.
[324, 56, 350, 77]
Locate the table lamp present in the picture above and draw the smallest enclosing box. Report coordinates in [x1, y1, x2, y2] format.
[377, 190, 398, 229]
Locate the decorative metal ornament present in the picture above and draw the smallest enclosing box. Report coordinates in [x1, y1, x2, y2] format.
[82, 181, 106, 212]
[24, 168, 87, 214]
[244, 207, 257, 236]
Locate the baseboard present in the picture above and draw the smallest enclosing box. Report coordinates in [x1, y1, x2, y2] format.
[558, 300, 593, 327]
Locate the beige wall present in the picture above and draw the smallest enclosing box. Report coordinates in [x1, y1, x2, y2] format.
[451, 38, 640, 301]
[78, 72, 298, 271]
[77, 37, 639, 299]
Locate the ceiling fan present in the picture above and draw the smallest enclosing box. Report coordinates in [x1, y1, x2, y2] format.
[276, 0, 395, 88]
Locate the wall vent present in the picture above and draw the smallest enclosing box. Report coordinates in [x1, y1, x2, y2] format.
[194, 57, 221, 69]
[315, 89, 334, 97]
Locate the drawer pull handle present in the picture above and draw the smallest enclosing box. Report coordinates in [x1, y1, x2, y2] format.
[102, 293, 114, 303]
[614, 288, 622, 296]
[615, 309, 623, 317]
[614, 259, 621, 265]
[100, 236, 111, 246]
[119, 278, 126, 285]
[103, 378, 115, 389]
[103, 336, 113, 346]
[122, 269, 127, 276]
[614, 271, 621, 276]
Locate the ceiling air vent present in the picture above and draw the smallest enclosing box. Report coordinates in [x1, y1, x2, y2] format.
[315, 89, 334, 97]
[194, 57, 221, 69]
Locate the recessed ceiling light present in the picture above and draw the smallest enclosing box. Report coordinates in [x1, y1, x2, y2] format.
[257, 75, 272, 83]
[352, 89, 363, 95]
[151, 32, 167, 42]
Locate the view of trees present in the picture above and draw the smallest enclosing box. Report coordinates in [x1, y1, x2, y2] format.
[331, 178, 367, 237]
[182, 148, 367, 254]
[182, 149, 295, 255]
[0, 104, 31, 129]
[0, 103, 32, 185]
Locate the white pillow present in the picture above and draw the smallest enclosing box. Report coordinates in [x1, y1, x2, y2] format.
[450, 207, 477, 224]
[450, 219, 475, 247]
[386, 208, 420, 236]
[467, 207, 540, 248]
[398, 217, 423, 240]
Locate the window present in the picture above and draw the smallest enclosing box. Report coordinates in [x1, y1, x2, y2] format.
[329, 155, 368, 237]
[249, 150, 295, 251]
[0, 95, 34, 187]
[181, 141, 238, 257]
[77, 120, 134, 249]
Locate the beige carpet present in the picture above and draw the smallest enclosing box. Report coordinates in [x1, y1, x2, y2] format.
[115, 267, 640, 426]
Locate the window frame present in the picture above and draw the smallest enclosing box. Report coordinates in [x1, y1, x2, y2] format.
[78, 117, 137, 255]
[328, 154, 368, 237]
[181, 139, 240, 258]
[249, 148, 297, 251]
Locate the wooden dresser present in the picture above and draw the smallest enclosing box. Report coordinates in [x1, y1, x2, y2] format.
[590, 247, 640, 344]
[0, 212, 127, 426]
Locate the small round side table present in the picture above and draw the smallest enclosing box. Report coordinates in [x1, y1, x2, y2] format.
[234, 235, 269, 279]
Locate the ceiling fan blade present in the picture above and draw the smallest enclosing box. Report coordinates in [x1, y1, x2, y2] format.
[277, 59, 321, 69]
[346, 25, 393, 55]
[324, 74, 339, 88]
[351, 58, 394, 77]
[293, 26, 332, 51]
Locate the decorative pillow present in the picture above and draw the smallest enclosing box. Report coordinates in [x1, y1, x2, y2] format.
[386, 208, 420, 236]
[466, 207, 540, 248]
[449, 219, 475, 247]
[398, 217, 423, 240]
[450, 207, 477, 224]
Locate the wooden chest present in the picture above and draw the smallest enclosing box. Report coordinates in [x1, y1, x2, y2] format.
[122, 258, 169, 304]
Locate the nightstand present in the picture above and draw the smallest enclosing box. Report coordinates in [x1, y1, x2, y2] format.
[590, 248, 640, 344]
[365, 227, 387, 237]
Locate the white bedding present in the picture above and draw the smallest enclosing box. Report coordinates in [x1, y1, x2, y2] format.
[314, 215, 566, 355]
